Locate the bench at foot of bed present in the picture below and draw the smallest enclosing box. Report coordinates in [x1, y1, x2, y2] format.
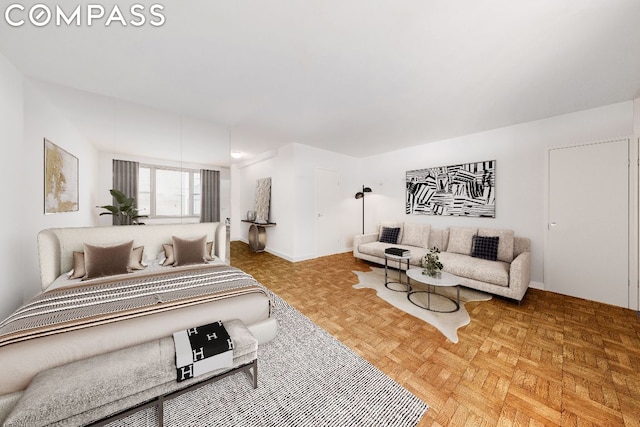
[2, 319, 260, 427]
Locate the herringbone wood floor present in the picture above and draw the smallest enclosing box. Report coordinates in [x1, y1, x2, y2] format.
[230, 241, 640, 427]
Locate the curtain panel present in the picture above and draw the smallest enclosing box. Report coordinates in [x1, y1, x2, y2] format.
[200, 169, 220, 223]
[112, 159, 139, 225]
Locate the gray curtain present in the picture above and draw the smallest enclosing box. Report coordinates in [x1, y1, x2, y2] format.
[112, 159, 139, 225]
[200, 169, 220, 223]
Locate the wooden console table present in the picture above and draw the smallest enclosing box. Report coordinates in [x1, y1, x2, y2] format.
[241, 220, 276, 252]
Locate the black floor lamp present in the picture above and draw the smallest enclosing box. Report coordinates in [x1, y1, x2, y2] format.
[354, 185, 372, 234]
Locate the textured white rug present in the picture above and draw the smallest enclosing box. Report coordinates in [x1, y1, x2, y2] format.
[353, 267, 491, 343]
[105, 291, 427, 426]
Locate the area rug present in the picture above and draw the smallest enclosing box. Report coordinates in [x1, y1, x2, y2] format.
[353, 267, 491, 343]
[107, 292, 428, 427]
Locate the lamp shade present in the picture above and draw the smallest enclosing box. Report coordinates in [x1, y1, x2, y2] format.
[354, 186, 372, 199]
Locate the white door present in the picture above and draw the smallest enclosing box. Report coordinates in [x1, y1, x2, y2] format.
[315, 168, 341, 257]
[546, 139, 629, 307]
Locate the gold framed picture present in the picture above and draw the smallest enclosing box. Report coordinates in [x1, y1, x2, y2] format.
[44, 139, 78, 213]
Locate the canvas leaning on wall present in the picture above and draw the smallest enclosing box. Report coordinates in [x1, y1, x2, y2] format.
[44, 139, 79, 214]
[406, 160, 495, 217]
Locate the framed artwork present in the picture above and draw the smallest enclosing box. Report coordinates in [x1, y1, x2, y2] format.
[44, 139, 78, 213]
[406, 160, 495, 217]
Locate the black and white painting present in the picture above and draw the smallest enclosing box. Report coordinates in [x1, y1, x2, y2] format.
[406, 160, 495, 217]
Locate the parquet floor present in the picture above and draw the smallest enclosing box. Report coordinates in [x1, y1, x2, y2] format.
[230, 241, 640, 426]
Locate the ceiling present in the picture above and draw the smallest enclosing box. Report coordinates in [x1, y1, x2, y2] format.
[2, 0, 639, 163]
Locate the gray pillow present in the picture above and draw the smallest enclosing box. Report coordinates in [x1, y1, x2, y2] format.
[172, 235, 208, 266]
[163, 241, 212, 265]
[83, 241, 134, 280]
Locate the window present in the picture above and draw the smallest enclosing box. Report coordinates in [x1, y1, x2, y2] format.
[138, 165, 201, 218]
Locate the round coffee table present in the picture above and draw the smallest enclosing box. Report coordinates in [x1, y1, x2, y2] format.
[406, 268, 461, 313]
[384, 252, 412, 292]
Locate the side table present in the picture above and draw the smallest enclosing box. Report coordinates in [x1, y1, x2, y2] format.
[384, 252, 412, 292]
[241, 220, 277, 252]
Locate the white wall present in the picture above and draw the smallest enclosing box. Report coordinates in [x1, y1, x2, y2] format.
[21, 80, 101, 300]
[231, 143, 360, 261]
[361, 101, 634, 287]
[291, 143, 361, 260]
[231, 147, 294, 258]
[0, 52, 25, 320]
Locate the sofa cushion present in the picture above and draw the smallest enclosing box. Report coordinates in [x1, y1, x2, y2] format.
[446, 227, 477, 255]
[478, 228, 514, 262]
[471, 235, 499, 261]
[379, 227, 401, 244]
[379, 221, 403, 244]
[401, 223, 430, 248]
[439, 252, 509, 287]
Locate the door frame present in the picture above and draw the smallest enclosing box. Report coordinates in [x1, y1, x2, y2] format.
[544, 137, 638, 310]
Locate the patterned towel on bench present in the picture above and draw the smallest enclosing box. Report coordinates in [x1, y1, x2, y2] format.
[173, 320, 234, 382]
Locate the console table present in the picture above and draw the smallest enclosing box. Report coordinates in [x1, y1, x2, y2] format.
[241, 220, 276, 252]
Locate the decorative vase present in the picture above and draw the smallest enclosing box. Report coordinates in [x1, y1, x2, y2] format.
[246, 210, 257, 221]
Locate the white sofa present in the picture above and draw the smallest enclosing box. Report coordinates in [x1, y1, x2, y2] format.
[353, 222, 531, 302]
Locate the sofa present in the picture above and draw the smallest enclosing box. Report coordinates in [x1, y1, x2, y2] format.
[353, 221, 531, 302]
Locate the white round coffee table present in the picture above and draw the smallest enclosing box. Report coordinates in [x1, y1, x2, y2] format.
[406, 268, 461, 313]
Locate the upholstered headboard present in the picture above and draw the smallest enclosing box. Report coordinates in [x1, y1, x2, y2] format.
[37, 222, 227, 290]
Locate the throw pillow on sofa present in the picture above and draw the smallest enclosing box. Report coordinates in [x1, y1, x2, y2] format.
[401, 223, 430, 248]
[471, 235, 499, 261]
[446, 226, 477, 255]
[478, 228, 514, 262]
[379, 227, 401, 244]
[379, 221, 404, 243]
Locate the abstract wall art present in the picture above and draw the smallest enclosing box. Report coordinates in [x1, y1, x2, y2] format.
[254, 177, 271, 222]
[44, 139, 78, 214]
[406, 160, 495, 217]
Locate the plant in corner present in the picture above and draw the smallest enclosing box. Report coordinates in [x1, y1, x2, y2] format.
[421, 246, 443, 278]
[97, 189, 148, 225]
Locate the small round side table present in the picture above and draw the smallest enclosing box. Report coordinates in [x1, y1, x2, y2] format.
[384, 252, 412, 292]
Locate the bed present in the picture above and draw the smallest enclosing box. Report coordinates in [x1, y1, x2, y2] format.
[0, 222, 277, 422]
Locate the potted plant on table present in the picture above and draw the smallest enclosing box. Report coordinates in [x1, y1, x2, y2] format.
[421, 247, 443, 278]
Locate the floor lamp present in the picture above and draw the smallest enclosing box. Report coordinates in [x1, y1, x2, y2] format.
[354, 185, 372, 234]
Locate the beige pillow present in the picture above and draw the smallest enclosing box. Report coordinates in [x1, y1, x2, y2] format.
[401, 223, 430, 248]
[69, 251, 86, 279]
[446, 227, 477, 255]
[172, 235, 208, 266]
[129, 246, 145, 270]
[478, 228, 514, 262]
[205, 241, 214, 261]
[83, 241, 134, 280]
[162, 244, 175, 266]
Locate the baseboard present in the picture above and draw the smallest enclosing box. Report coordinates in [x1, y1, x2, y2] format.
[233, 240, 349, 263]
[529, 281, 545, 290]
